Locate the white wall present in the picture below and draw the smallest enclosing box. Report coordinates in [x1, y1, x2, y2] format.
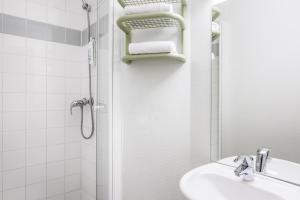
[219, 0, 300, 163]
[190, 0, 212, 168]
[113, 0, 212, 199]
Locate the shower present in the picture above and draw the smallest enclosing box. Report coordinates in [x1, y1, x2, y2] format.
[70, 0, 95, 139]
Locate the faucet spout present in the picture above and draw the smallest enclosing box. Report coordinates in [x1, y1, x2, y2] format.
[256, 148, 271, 173]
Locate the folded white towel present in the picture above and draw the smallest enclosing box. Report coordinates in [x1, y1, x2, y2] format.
[212, 22, 220, 34]
[129, 41, 177, 55]
[124, 3, 174, 15]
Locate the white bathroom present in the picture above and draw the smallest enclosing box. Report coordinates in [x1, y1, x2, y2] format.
[0, 0, 299, 199]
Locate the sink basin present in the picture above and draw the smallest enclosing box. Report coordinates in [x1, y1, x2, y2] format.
[180, 163, 300, 200]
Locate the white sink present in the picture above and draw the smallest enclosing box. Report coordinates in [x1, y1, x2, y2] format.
[180, 163, 300, 200]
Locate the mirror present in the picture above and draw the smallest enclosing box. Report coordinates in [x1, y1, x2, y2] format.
[211, 0, 300, 185]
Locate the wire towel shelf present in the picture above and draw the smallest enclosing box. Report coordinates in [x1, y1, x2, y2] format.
[117, 0, 187, 63]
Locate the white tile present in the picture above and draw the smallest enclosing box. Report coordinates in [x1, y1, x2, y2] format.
[65, 109, 81, 126]
[65, 143, 81, 159]
[47, 145, 64, 162]
[48, 0, 66, 10]
[65, 126, 81, 143]
[27, 111, 46, 130]
[81, 159, 96, 179]
[65, 159, 80, 175]
[66, 190, 81, 200]
[65, 61, 84, 78]
[47, 194, 65, 200]
[65, 174, 80, 192]
[65, 78, 82, 94]
[2, 54, 27, 74]
[27, 129, 46, 148]
[27, 94, 47, 111]
[47, 59, 65, 76]
[47, 178, 64, 197]
[47, 7, 67, 27]
[3, 150, 26, 170]
[3, 112, 26, 131]
[47, 94, 65, 110]
[81, 77, 91, 95]
[28, 0, 47, 6]
[46, 42, 66, 60]
[47, 111, 65, 128]
[66, 0, 83, 14]
[26, 147, 46, 166]
[3, 0, 26, 18]
[3, 187, 25, 200]
[27, 57, 46, 75]
[47, 161, 64, 180]
[81, 143, 96, 163]
[3, 133, 26, 151]
[3, 94, 27, 111]
[47, 77, 65, 94]
[66, 12, 84, 30]
[26, 182, 46, 200]
[1, 35, 27, 55]
[81, 191, 96, 200]
[47, 128, 64, 145]
[0, 113, 2, 131]
[27, 39, 46, 57]
[0, 173, 2, 190]
[27, 75, 46, 94]
[3, 74, 27, 93]
[27, 1, 47, 22]
[81, 176, 96, 197]
[0, 153, 3, 171]
[65, 45, 86, 62]
[3, 168, 26, 190]
[26, 164, 46, 184]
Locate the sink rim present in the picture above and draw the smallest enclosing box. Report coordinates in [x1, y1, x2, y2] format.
[180, 162, 300, 200]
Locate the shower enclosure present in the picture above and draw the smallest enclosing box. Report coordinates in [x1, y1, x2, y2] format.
[0, 0, 112, 199]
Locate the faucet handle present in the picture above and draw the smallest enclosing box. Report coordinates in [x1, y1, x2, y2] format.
[70, 100, 83, 115]
[234, 156, 255, 180]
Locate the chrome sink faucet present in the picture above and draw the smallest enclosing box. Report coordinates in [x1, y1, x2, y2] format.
[234, 156, 255, 181]
[256, 148, 271, 173]
[233, 148, 271, 181]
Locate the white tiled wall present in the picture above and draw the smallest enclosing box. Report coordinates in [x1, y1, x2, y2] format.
[0, 32, 88, 199]
[0, 1, 98, 200]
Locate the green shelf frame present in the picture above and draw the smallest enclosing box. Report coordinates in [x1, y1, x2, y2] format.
[123, 53, 186, 63]
[212, 31, 220, 42]
[118, 0, 187, 8]
[212, 7, 220, 21]
[117, 0, 186, 64]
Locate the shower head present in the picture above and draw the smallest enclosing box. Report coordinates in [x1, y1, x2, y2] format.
[81, 0, 91, 12]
